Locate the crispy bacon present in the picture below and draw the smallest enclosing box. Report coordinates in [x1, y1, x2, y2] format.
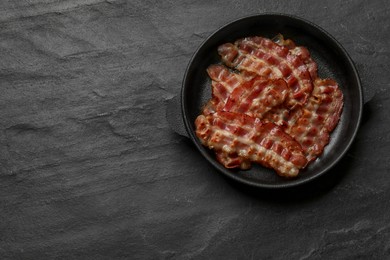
[195, 111, 307, 177]
[203, 66, 290, 166]
[261, 105, 291, 127]
[202, 65, 245, 115]
[195, 34, 344, 178]
[207, 64, 244, 93]
[203, 65, 289, 118]
[215, 152, 251, 170]
[273, 34, 318, 80]
[290, 46, 318, 80]
[218, 37, 313, 108]
[223, 78, 288, 118]
[286, 79, 343, 161]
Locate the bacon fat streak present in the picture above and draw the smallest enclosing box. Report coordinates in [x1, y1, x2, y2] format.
[195, 112, 307, 177]
[195, 35, 344, 178]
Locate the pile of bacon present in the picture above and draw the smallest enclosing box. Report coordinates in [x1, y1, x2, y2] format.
[195, 35, 344, 178]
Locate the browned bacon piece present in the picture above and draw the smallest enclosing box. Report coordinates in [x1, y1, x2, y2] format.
[207, 64, 244, 93]
[215, 152, 251, 170]
[202, 65, 246, 115]
[261, 105, 291, 127]
[218, 43, 281, 79]
[202, 81, 230, 115]
[238, 37, 314, 106]
[204, 65, 289, 118]
[218, 37, 313, 108]
[273, 34, 318, 80]
[290, 46, 318, 80]
[286, 79, 343, 162]
[312, 79, 344, 131]
[195, 111, 308, 177]
[196, 34, 344, 177]
[223, 78, 288, 118]
[204, 66, 290, 167]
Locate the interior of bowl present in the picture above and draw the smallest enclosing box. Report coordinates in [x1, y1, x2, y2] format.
[182, 14, 362, 188]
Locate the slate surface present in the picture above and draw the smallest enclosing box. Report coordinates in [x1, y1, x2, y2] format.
[0, 0, 389, 259]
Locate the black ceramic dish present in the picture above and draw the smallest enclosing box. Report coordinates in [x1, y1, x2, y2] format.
[168, 13, 362, 189]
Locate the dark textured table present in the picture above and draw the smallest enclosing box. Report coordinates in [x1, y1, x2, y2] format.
[1, 0, 389, 259]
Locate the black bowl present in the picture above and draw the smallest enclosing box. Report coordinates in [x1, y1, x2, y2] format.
[180, 13, 363, 188]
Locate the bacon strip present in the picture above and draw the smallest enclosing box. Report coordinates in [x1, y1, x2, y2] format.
[195, 111, 307, 177]
[261, 105, 291, 127]
[203, 65, 289, 118]
[202, 65, 245, 115]
[203, 65, 290, 167]
[215, 152, 251, 170]
[218, 37, 313, 108]
[286, 79, 343, 161]
[195, 34, 344, 178]
[273, 34, 318, 80]
[207, 64, 244, 93]
[223, 78, 288, 118]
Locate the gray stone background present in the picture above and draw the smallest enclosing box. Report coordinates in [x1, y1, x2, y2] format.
[0, 0, 389, 259]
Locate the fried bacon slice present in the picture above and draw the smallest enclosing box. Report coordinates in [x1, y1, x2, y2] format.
[286, 79, 343, 162]
[195, 34, 344, 178]
[261, 105, 291, 127]
[207, 64, 245, 93]
[223, 78, 288, 118]
[273, 34, 318, 80]
[203, 65, 288, 118]
[195, 111, 308, 177]
[202, 65, 245, 115]
[215, 152, 251, 170]
[203, 65, 290, 167]
[218, 37, 313, 108]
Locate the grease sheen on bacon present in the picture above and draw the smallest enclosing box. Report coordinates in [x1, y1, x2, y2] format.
[218, 36, 313, 108]
[286, 78, 343, 162]
[203, 65, 291, 167]
[194, 34, 344, 178]
[202, 65, 245, 115]
[223, 77, 288, 118]
[273, 34, 318, 80]
[195, 111, 307, 177]
[203, 65, 289, 118]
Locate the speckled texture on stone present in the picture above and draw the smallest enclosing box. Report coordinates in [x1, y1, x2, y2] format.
[0, 0, 389, 259]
